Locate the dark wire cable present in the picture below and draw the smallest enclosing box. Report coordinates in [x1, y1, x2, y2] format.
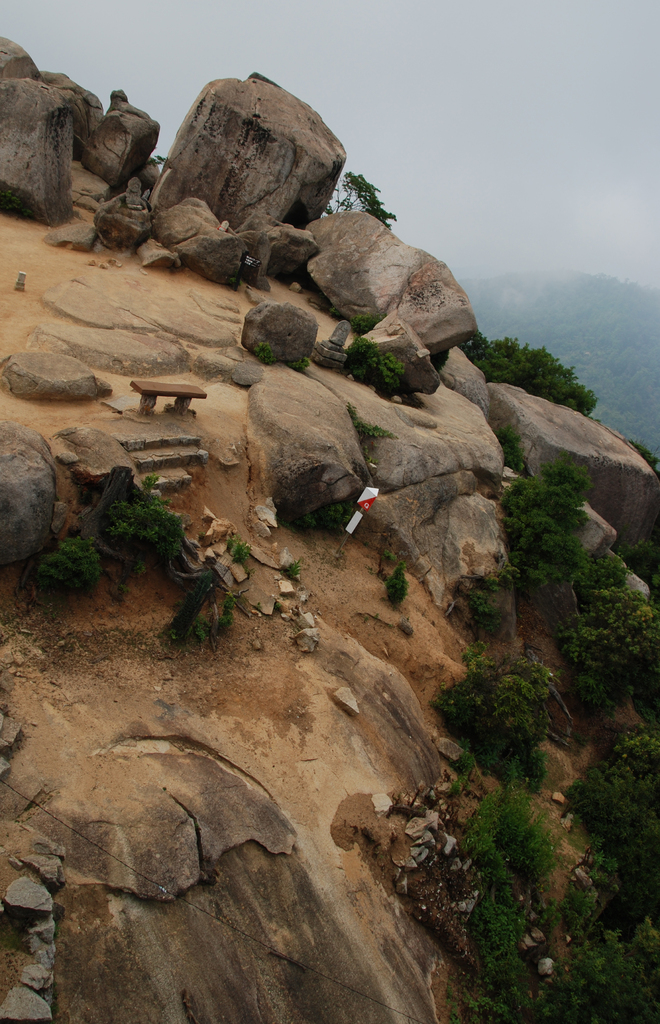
[0, 777, 433, 1024]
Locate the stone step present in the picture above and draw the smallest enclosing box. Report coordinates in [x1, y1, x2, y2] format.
[133, 448, 208, 472]
[113, 433, 202, 452]
[141, 469, 192, 494]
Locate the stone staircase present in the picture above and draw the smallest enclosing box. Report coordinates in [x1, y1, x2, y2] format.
[113, 431, 209, 494]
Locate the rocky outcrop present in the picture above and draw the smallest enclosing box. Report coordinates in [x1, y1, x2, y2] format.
[42, 274, 240, 348]
[1, 351, 101, 401]
[266, 223, 319, 275]
[152, 197, 220, 248]
[136, 239, 179, 268]
[439, 346, 490, 418]
[242, 301, 318, 362]
[53, 427, 134, 484]
[247, 366, 369, 519]
[530, 582, 578, 633]
[70, 161, 109, 211]
[364, 316, 440, 394]
[43, 224, 97, 251]
[307, 212, 476, 353]
[0, 37, 41, 81]
[307, 368, 503, 497]
[0, 422, 56, 566]
[575, 502, 617, 557]
[82, 89, 159, 187]
[0, 78, 73, 225]
[29, 323, 191, 377]
[175, 232, 246, 284]
[40, 71, 103, 160]
[93, 177, 151, 250]
[151, 75, 345, 228]
[488, 383, 660, 544]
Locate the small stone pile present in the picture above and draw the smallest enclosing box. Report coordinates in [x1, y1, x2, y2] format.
[0, 836, 66, 1022]
[312, 320, 350, 369]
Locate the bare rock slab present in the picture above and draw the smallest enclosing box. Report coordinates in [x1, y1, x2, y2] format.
[2, 352, 99, 401]
[488, 382, 660, 544]
[440, 347, 490, 419]
[0, 986, 52, 1022]
[40, 72, 103, 161]
[42, 273, 236, 348]
[0, 422, 56, 566]
[29, 323, 190, 377]
[151, 75, 345, 228]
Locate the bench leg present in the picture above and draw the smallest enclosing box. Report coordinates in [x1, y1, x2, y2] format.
[138, 394, 157, 415]
[174, 396, 192, 415]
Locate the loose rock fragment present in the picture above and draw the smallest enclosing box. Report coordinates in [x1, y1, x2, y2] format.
[332, 686, 358, 714]
[294, 628, 320, 653]
[0, 986, 52, 1022]
[4, 878, 53, 920]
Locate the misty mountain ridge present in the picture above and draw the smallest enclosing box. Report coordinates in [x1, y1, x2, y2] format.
[462, 270, 660, 452]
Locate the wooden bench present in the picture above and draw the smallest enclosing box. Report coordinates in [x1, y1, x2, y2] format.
[130, 380, 207, 416]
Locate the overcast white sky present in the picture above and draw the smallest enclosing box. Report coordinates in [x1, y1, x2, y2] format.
[6, 0, 660, 287]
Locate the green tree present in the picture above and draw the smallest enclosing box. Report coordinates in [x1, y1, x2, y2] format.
[326, 172, 397, 228]
[462, 332, 597, 415]
[501, 453, 590, 590]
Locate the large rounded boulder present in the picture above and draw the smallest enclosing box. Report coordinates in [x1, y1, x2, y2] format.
[241, 302, 317, 362]
[0, 78, 73, 225]
[0, 422, 56, 565]
[151, 75, 345, 229]
[40, 71, 103, 160]
[1, 351, 99, 400]
[307, 212, 476, 353]
[0, 36, 41, 81]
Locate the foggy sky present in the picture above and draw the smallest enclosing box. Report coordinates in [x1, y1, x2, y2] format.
[5, 0, 660, 287]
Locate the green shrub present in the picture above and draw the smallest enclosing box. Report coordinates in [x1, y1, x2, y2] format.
[618, 519, 660, 601]
[283, 559, 302, 580]
[37, 538, 101, 591]
[432, 644, 550, 787]
[560, 883, 599, 939]
[349, 313, 384, 335]
[536, 928, 660, 1024]
[495, 425, 525, 473]
[468, 589, 501, 633]
[346, 402, 396, 438]
[557, 587, 660, 709]
[226, 534, 251, 565]
[569, 728, 660, 929]
[462, 331, 597, 415]
[141, 472, 160, 493]
[254, 342, 276, 365]
[0, 190, 33, 218]
[218, 593, 235, 629]
[430, 349, 450, 373]
[630, 439, 660, 474]
[107, 493, 183, 561]
[344, 337, 404, 395]
[501, 453, 590, 590]
[286, 358, 309, 372]
[292, 502, 354, 531]
[572, 552, 629, 609]
[384, 560, 408, 605]
[464, 786, 553, 1022]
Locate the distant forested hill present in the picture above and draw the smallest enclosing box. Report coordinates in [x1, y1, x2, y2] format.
[462, 272, 660, 452]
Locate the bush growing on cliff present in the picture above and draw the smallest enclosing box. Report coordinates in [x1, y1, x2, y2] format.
[558, 587, 660, 711]
[501, 453, 590, 590]
[432, 644, 550, 787]
[292, 501, 354, 531]
[384, 560, 408, 605]
[495, 424, 525, 473]
[344, 337, 404, 395]
[462, 331, 597, 415]
[326, 172, 397, 228]
[37, 537, 101, 591]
